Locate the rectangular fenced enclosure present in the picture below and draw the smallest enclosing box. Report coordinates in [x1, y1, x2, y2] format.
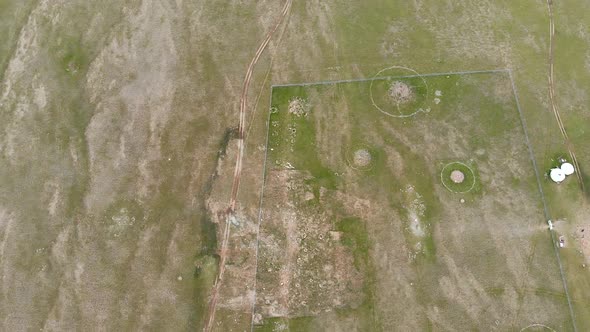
[253, 70, 573, 331]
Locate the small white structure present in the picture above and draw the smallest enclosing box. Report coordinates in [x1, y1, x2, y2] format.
[561, 162, 575, 176]
[550, 168, 566, 183]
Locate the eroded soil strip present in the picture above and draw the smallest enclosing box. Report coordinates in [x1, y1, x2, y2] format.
[203, 1, 292, 331]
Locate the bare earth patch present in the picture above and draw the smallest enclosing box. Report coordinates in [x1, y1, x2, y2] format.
[255, 170, 364, 320]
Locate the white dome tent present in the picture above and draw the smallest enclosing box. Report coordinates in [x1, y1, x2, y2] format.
[550, 168, 566, 183]
[561, 162, 575, 176]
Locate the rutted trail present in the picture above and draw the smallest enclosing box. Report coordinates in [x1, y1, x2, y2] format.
[203, 1, 292, 330]
[546, 0, 585, 192]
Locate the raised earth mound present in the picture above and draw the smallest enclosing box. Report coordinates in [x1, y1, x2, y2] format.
[450, 170, 465, 183]
[388, 81, 414, 104]
[353, 149, 372, 167]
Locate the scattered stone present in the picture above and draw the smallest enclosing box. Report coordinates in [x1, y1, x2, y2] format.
[434, 97, 441, 104]
[177, 276, 183, 281]
[303, 191, 315, 201]
[229, 214, 240, 226]
[435, 90, 442, 97]
[460, 198, 465, 203]
[288, 97, 310, 116]
[388, 81, 414, 104]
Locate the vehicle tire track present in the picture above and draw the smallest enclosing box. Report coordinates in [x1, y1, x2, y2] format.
[546, 0, 585, 192]
[203, 1, 292, 331]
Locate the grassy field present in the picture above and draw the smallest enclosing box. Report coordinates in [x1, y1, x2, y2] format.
[1, 0, 590, 331]
[253, 71, 579, 330]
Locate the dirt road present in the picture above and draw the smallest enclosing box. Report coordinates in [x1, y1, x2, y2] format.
[203, 1, 293, 331]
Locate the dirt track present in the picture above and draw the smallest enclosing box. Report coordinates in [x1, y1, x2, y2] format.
[203, 1, 293, 330]
[546, 0, 585, 192]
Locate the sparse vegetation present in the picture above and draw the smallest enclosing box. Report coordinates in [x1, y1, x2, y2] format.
[1, 0, 590, 331]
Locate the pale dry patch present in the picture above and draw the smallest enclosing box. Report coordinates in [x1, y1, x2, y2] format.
[438, 254, 502, 321]
[332, 191, 373, 220]
[403, 185, 426, 238]
[256, 170, 364, 320]
[522, 32, 543, 53]
[385, 145, 405, 177]
[0, 208, 15, 266]
[0, 3, 42, 103]
[313, 89, 350, 169]
[84, 0, 178, 211]
[268, 0, 336, 83]
[413, 0, 514, 65]
[380, 20, 411, 58]
[568, 204, 590, 265]
[44, 182, 61, 217]
[33, 84, 47, 109]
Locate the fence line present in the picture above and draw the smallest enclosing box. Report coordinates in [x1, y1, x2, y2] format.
[508, 69, 577, 332]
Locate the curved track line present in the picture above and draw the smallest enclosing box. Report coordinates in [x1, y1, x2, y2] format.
[203, 1, 292, 331]
[546, 0, 585, 192]
[245, 7, 291, 143]
[519, 323, 556, 332]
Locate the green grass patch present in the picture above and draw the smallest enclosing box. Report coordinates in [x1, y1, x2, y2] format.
[336, 217, 370, 270]
[335, 217, 381, 331]
[269, 86, 339, 195]
[191, 255, 218, 330]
